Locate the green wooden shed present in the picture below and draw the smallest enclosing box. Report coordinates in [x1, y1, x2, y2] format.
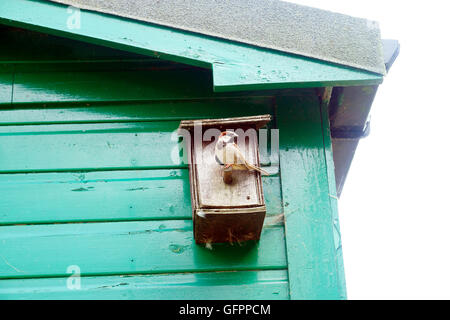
[0, 0, 398, 300]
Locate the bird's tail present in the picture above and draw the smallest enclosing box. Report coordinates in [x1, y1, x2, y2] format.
[232, 144, 270, 176]
[245, 162, 270, 176]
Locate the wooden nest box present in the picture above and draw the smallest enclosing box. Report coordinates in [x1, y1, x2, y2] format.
[178, 115, 271, 245]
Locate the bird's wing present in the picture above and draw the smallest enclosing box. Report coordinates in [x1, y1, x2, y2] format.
[231, 143, 250, 165]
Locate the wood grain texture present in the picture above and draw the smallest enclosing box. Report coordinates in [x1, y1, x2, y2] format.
[277, 91, 345, 299]
[0, 98, 273, 125]
[0, 220, 286, 279]
[0, 122, 181, 172]
[12, 68, 216, 103]
[179, 114, 271, 130]
[0, 270, 288, 300]
[0, 118, 277, 173]
[181, 115, 271, 244]
[0, 125, 275, 174]
[0, 170, 282, 225]
[319, 88, 347, 298]
[194, 136, 262, 208]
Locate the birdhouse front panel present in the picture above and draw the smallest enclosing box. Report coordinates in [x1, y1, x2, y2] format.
[194, 130, 262, 208]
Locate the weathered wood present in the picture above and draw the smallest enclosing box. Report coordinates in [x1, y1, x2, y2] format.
[0, 220, 286, 279]
[318, 87, 347, 298]
[7, 65, 305, 104]
[0, 122, 182, 173]
[194, 209, 267, 245]
[180, 116, 271, 244]
[194, 133, 262, 208]
[0, 170, 283, 225]
[277, 92, 345, 300]
[0, 121, 276, 173]
[0, 270, 289, 300]
[223, 166, 233, 184]
[179, 114, 272, 131]
[0, 98, 274, 124]
[12, 68, 216, 103]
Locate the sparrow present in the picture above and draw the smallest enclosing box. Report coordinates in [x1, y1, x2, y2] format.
[215, 131, 269, 175]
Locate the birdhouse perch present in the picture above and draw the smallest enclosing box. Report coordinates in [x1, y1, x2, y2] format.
[178, 115, 271, 245]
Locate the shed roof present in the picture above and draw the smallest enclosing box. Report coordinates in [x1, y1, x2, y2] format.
[48, 0, 385, 75]
[0, 0, 384, 92]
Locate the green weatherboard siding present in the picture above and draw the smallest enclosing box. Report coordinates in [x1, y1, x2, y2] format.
[0, 88, 345, 298]
[0, 171, 282, 225]
[0, 270, 289, 300]
[0, 23, 346, 299]
[0, 65, 289, 297]
[0, 0, 383, 92]
[0, 99, 274, 124]
[11, 67, 216, 104]
[0, 220, 286, 279]
[0, 121, 276, 173]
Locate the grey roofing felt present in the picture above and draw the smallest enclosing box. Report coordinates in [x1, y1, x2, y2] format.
[47, 0, 386, 75]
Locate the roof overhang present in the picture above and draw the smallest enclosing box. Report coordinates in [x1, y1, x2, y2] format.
[48, 0, 386, 75]
[0, 0, 384, 93]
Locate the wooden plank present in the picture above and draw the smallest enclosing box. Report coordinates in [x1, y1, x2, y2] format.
[0, 26, 150, 62]
[179, 114, 271, 130]
[318, 87, 347, 299]
[0, 70, 13, 104]
[12, 68, 217, 103]
[0, 220, 286, 279]
[0, 169, 190, 225]
[0, 270, 288, 300]
[0, 122, 181, 172]
[212, 61, 383, 93]
[0, 170, 282, 225]
[0, 0, 383, 92]
[10, 60, 181, 73]
[0, 98, 273, 124]
[277, 91, 345, 299]
[0, 121, 277, 173]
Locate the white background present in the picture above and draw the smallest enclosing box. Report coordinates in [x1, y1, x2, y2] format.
[285, 0, 450, 299]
